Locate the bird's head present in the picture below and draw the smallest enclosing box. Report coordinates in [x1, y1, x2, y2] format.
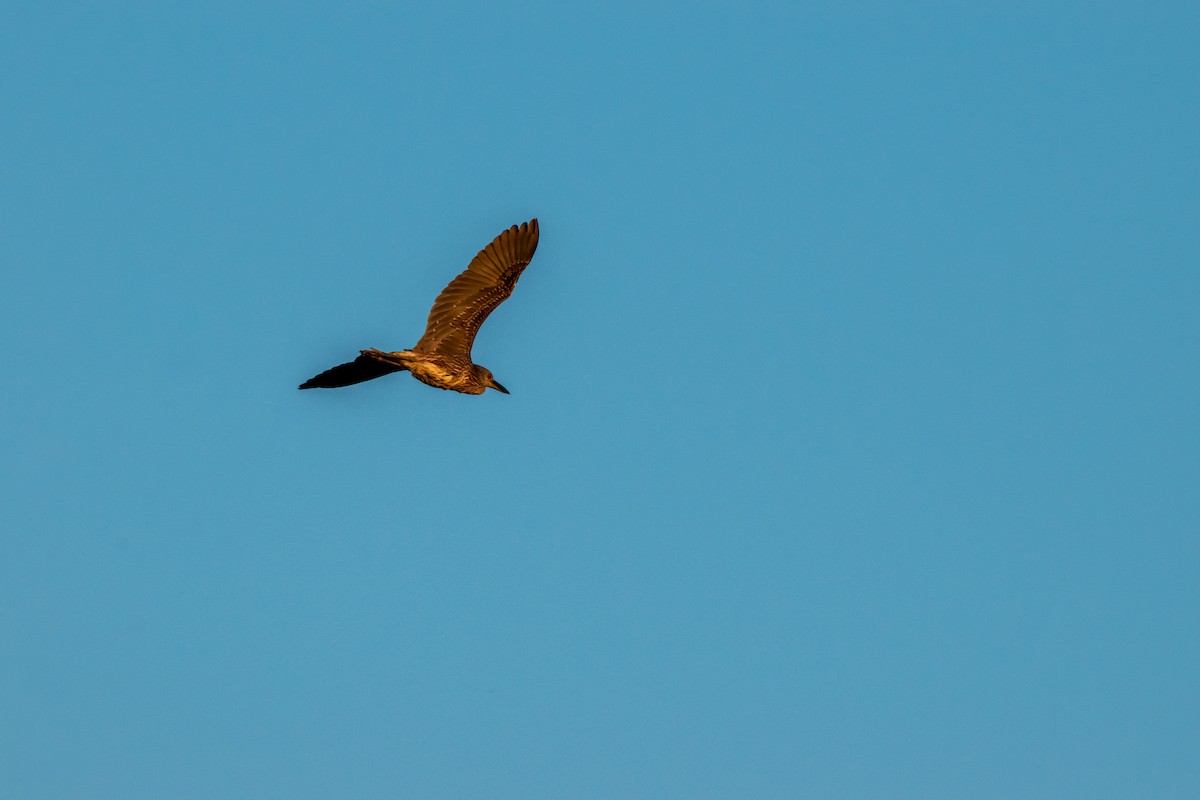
[473, 365, 509, 394]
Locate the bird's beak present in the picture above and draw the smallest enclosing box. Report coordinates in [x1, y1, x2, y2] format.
[490, 379, 509, 394]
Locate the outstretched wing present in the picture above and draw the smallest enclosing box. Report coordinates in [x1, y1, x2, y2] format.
[298, 353, 402, 389]
[414, 219, 539, 358]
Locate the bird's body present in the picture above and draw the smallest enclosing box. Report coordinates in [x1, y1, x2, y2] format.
[299, 219, 539, 395]
[362, 349, 496, 395]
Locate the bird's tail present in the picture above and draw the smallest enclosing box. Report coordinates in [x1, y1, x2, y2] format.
[298, 350, 409, 390]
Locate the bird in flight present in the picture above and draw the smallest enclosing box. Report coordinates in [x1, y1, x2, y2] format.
[299, 219, 539, 396]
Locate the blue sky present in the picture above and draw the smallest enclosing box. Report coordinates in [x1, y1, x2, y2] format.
[2, 2, 1197, 798]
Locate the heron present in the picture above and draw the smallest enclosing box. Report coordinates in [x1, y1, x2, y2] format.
[299, 219, 539, 395]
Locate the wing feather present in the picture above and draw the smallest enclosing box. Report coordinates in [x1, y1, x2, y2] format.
[414, 219, 539, 357]
[298, 354, 402, 389]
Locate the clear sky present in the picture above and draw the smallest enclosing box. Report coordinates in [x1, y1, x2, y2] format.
[2, 3, 1197, 798]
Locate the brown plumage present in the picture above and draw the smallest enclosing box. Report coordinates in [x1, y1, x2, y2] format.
[299, 219, 540, 395]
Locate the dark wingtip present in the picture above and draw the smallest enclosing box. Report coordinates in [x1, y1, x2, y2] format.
[298, 355, 404, 390]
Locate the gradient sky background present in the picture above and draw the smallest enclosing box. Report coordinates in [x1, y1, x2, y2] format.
[2, 3, 1198, 798]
